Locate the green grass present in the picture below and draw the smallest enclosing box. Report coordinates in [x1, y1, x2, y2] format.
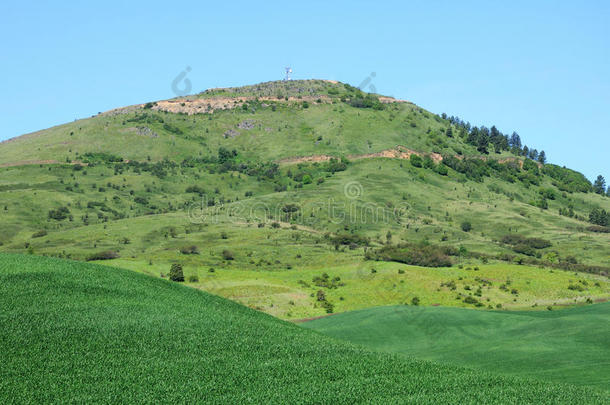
[0, 79, 608, 330]
[304, 303, 610, 389]
[1, 254, 608, 403]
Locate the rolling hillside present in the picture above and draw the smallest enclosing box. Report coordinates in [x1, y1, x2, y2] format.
[0, 80, 609, 320]
[0, 254, 607, 403]
[304, 304, 610, 389]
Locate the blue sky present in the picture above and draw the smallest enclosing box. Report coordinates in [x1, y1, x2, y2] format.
[1, 1, 608, 180]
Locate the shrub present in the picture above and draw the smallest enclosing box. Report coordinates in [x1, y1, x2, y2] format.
[316, 290, 326, 301]
[187, 274, 199, 283]
[86, 250, 119, 261]
[460, 221, 472, 232]
[589, 208, 609, 227]
[222, 250, 235, 260]
[411, 296, 420, 306]
[330, 233, 370, 248]
[180, 245, 199, 255]
[312, 273, 344, 289]
[186, 185, 205, 195]
[410, 154, 423, 168]
[48, 207, 70, 220]
[368, 242, 453, 267]
[31, 230, 47, 238]
[587, 225, 610, 233]
[501, 235, 551, 253]
[169, 263, 185, 282]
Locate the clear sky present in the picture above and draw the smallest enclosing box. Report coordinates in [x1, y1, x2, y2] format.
[1, 1, 608, 180]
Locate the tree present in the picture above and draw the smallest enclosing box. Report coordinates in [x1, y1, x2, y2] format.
[537, 150, 547, 164]
[593, 175, 606, 195]
[461, 221, 472, 232]
[509, 132, 522, 149]
[169, 263, 184, 282]
[589, 208, 609, 226]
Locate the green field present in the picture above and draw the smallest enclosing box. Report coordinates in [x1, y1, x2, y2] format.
[304, 304, 610, 389]
[1, 254, 608, 403]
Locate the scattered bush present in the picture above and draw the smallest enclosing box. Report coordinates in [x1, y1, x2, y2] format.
[180, 245, 199, 255]
[169, 263, 185, 282]
[187, 274, 199, 283]
[312, 273, 344, 289]
[31, 230, 47, 238]
[410, 154, 423, 168]
[48, 207, 70, 220]
[368, 242, 453, 267]
[460, 221, 472, 232]
[86, 250, 119, 261]
[222, 250, 235, 260]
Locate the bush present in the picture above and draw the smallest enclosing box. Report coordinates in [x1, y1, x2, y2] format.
[330, 233, 370, 248]
[461, 221, 472, 232]
[48, 207, 70, 220]
[31, 230, 47, 238]
[587, 225, 610, 233]
[86, 250, 119, 261]
[186, 185, 205, 195]
[222, 250, 235, 260]
[410, 154, 423, 168]
[169, 263, 184, 282]
[187, 274, 199, 283]
[180, 245, 199, 254]
[501, 235, 551, 252]
[589, 208, 609, 226]
[312, 273, 344, 289]
[411, 296, 420, 306]
[368, 242, 453, 267]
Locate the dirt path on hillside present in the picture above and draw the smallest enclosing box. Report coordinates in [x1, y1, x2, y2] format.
[278, 145, 528, 167]
[0, 160, 86, 168]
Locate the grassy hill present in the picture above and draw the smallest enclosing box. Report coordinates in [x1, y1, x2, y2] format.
[304, 304, 610, 389]
[0, 253, 608, 403]
[0, 79, 608, 321]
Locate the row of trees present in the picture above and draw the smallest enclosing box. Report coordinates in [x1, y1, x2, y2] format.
[442, 114, 546, 163]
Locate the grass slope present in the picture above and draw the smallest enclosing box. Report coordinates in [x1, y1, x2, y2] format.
[1, 254, 608, 404]
[304, 304, 610, 389]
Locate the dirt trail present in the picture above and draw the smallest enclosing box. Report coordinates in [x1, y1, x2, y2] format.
[0, 160, 86, 168]
[278, 145, 526, 166]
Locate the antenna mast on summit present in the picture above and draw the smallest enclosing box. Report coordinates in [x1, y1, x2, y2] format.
[284, 67, 292, 81]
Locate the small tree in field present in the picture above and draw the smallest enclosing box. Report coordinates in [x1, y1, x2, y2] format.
[461, 221, 472, 232]
[169, 263, 184, 282]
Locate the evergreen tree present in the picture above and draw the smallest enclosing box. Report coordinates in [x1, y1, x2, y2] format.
[537, 150, 547, 164]
[509, 132, 522, 149]
[477, 133, 489, 154]
[593, 175, 606, 195]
